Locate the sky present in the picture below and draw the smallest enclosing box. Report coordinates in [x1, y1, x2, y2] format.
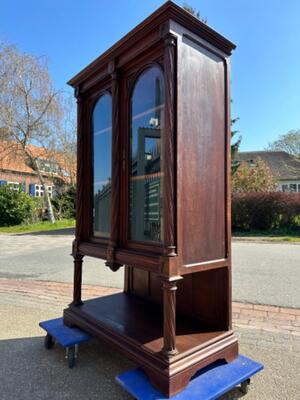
[1, 0, 300, 151]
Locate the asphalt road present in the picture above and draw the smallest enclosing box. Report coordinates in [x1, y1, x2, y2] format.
[1, 303, 300, 400]
[0, 232, 299, 308]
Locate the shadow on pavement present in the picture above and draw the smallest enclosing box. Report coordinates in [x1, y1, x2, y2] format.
[15, 227, 75, 236]
[0, 335, 246, 400]
[0, 336, 132, 400]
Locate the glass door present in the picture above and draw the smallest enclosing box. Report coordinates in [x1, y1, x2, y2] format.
[129, 66, 165, 243]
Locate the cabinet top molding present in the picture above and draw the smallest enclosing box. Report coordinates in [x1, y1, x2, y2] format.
[68, 0, 236, 88]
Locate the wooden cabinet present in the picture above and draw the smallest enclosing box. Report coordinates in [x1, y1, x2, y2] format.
[63, 1, 237, 396]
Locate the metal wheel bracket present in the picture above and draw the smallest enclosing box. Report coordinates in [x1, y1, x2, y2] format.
[65, 345, 78, 368]
[240, 378, 251, 394]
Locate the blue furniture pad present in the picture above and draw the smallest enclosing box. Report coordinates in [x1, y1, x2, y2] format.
[116, 355, 263, 400]
[39, 317, 91, 347]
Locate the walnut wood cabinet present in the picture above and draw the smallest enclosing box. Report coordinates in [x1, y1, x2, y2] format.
[63, 1, 237, 396]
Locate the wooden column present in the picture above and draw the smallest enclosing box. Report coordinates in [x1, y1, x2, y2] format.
[71, 88, 85, 306]
[163, 32, 177, 257]
[106, 60, 122, 271]
[72, 254, 83, 306]
[161, 276, 182, 357]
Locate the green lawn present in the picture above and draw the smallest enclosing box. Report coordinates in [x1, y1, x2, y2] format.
[233, 231, 300, 243]
[0, 219, 75, 234]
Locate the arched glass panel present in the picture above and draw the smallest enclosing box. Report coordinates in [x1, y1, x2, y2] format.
[92, 93, 112, 237]
[129, 66, 164, 243]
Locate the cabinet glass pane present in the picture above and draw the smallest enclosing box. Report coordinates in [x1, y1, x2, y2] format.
[92, 93, 112, 237]
[129, 66, 164, 243]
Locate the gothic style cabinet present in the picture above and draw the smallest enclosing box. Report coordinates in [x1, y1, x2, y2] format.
[63, 1, 237, 396]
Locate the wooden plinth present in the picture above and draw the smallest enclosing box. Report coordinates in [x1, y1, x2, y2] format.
[63, 293, 238, 397]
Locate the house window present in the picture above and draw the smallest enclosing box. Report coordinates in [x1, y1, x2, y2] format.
[37, 158, 60, 174]
[281, 183, 300, 193]
[7, 182, 20, 191]
[35, 184, 53, 198]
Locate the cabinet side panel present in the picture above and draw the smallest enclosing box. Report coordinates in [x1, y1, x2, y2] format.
[177, 36, 227, 265]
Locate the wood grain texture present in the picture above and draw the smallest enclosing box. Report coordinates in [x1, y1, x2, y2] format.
[63, 294, 238, 396]
[66, 3, 236, 397]
[177, 33, 227, 265]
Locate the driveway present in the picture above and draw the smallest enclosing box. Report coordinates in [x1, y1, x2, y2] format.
[1, 302, 299, 400]
[0, 232, 299, 308]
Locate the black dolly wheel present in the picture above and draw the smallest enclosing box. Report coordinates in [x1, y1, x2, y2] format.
[44, 333, 55, 349]
[66, 346, 76, 368]
[240, 379, 251, 394]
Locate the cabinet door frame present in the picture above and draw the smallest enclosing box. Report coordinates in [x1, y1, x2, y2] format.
[120, 56, 165, 255]
[86, 83, 112, 245]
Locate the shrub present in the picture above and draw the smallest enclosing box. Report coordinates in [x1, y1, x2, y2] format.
[0, 186, 36, 226]
[232, 158, 278, 193]
[232, 192, 300, 232]
[52, 185, 76, 220]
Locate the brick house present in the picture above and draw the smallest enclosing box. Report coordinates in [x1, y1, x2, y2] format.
[236, 151, 300, 192]
[0, 141, 73, 197]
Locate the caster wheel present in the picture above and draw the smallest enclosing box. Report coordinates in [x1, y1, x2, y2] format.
[44, 333, 55, 349]
[240, 379, 250, 394]
[67, 346, 76, 368]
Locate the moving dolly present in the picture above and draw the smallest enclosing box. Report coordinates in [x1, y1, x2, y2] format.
[39, 317, 91, 368]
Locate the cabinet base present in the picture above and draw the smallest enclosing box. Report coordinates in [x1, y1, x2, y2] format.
[63, 293, 238, 397]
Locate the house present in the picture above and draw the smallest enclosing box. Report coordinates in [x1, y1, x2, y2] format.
[236, 151, 300, 192]
[0, 141, 74, 197]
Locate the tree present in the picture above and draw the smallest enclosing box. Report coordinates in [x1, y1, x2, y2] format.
[232, 157, 278, 193]
[267, 129, 300, 158]
[0, 42, 66, 223]
[183, 3, 207, 23]
[55, 94, 77, 186]
[231, 116, 241, 173]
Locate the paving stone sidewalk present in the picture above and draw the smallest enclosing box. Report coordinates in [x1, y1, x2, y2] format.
[1, 278, 300, 338]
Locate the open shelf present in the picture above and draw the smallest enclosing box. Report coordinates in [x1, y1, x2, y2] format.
[70, 292, 226, 356]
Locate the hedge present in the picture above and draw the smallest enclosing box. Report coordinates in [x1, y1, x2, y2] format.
[232, 192, 300, 232]
[0, 186, 36, 226]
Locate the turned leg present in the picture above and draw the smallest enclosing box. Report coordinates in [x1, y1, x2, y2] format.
[72, 254, 83, 306]
[161, 276, 182, 357]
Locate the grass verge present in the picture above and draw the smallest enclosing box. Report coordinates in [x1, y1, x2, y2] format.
[0, 219, 75, 234]
[233, 230, 300, 243]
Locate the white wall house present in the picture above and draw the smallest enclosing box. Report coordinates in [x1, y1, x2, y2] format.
[236, 151, 300, 192]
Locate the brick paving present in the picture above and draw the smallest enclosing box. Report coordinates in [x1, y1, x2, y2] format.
[1, 278, 300, 338]
[233, 301, 300, 337]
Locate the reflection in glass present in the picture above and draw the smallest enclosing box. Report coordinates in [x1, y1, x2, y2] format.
[92, 93, 112, 237]
[129, 66, 164, 243]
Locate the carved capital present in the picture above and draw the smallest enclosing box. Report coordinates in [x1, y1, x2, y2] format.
[164, 32, 177, 48]
[74, 86, 82, 100]
[108, 59, 119, 78]
[159, 254, 179, 276]
[105, 244, 122, 272]
[163, 245, 177, 257]
[72, 239, 80, 257]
